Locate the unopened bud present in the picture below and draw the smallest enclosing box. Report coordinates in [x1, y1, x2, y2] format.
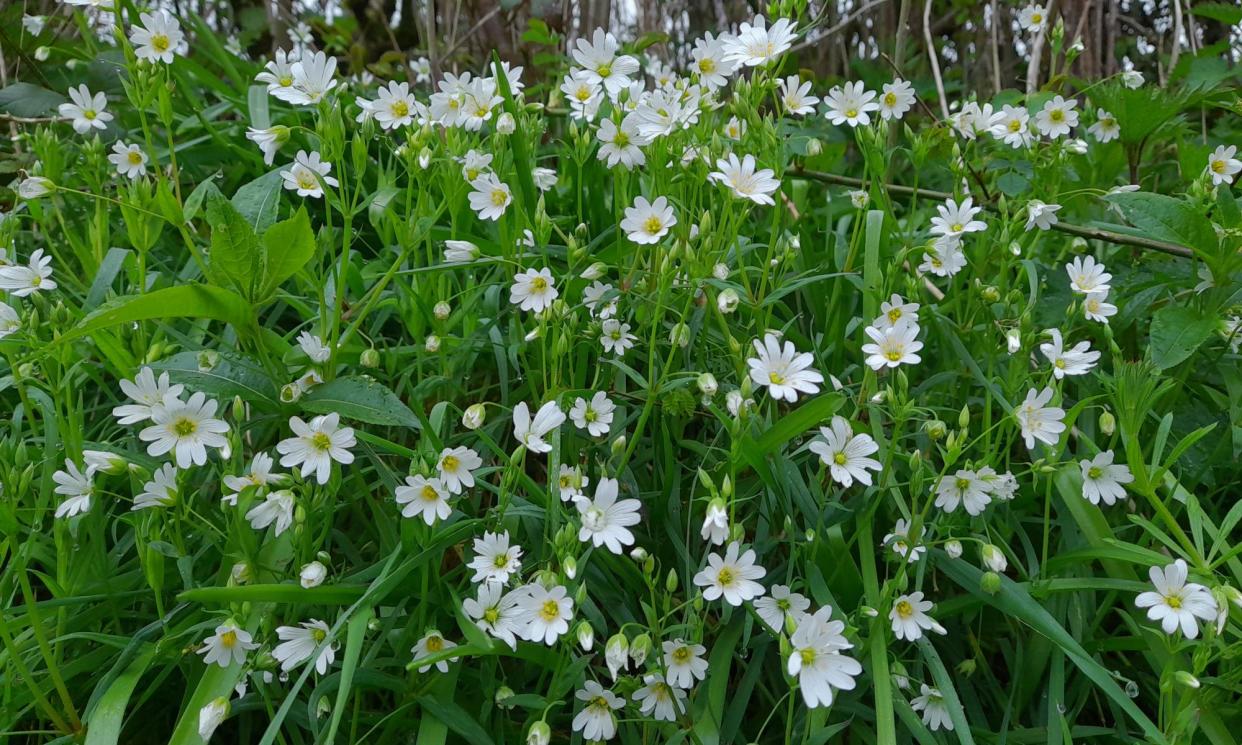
[496, 112, 516, 134]
[717, 288, 740, 314]
[981, 571, 1002, 595]
[944, 540, 963, 559]
[527, 721, 551, 745]
[981, 544, 1007, 572]
[360, 348, 380, 368]
[462, 403, 486, 430]
[1098, 410, 1116, 436]
[575, 621, 594, 652]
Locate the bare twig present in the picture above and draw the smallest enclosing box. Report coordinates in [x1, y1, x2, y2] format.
[786, 0, 893, 57]
[792, 168, 1195, 259]
[923, 0, 949, 118]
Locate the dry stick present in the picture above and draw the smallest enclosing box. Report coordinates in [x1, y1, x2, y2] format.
[793, 168, 1194, 259]
[922, 0, 949, 118]
[1025, 0, 1060, 93]
[786, 0, 893, 57]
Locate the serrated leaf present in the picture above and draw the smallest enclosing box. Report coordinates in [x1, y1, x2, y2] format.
[302, 376, 421, 429]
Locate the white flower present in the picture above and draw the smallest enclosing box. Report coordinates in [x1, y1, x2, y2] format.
[754, 585, 811, 632]
[83, 450, 126, 476]
[693, 541, 766, 605]
[723, 15, 798, 68]
[468, 173, 512, 221]
[824, 81, 878, 127]
[53, 460, 93, 519]
[1018, 4, 1048, 32]
[571, 28, 640, 97]
[139, 392, 229, 468]
[558, 464, 590, 502]
[884, 518, 926, 563]
[722, 115, 747, 140]
[1079, 450, 1134, 505]
[778, 75, 819, 115]
[1025, 200, 1061, 231]
[934, 469, 993, 516]
[708, 153, 780, 205]
[273, 620, 337, 674]
[281, 150, 338, 199]
[245, 489, 295, 535]
[561, 71, 602, 121]
[808, 416, 881, 487]
[620, 195, 676, 244]
[108, 141, 147, 179]
[468, 531, 523, 585]
[436, 446, 481, 494]
[862, 320, 923, 370]
[512, 401, 565, 453]
[700, 499, 729, 545]
[1121, 70, 1145, 88]
[198, 697, 229, 743]
[288, 51, 338, 105]
[599, 319, 637, 356]
[412, 630, 458, 673]
[597, 115, 649, 169]
[849, 189, 870, 209]
[58, 84, 111, 134]
[889, 592, 946, 641]
[114, 367, 184, 424]
[222, 452, 279, 505]
[395, 474, 452, 525]
[1034, 95, 1079, 139]
[1087, 109, 1120, 143]
[1040, 328, 1099, 378]
[1015, 387, 1066, 450]
[256, 49, 299, 101]
[874, 293, 919, 330]
[1206, 145, 1241, 186]
[130, 11, 184, 64]
[569, 391, 615, 437]
[990, 104, 1033, 148]
[517, 583, 574, 644]
[133, 463, 178, 510]
[199, 621, 257, 668]
[583, 281, 617, 318]
[1066, 255, 1111, 295]
[297, 330, 331, 363]
[690, 32, 735, 88]
[299, 561, 327, 588]
[372, 81, 418, 129]
[0, 249, 56, 296]
[747, 333, 823, 402]
[786, 607, 861, 708]
[509, 265, 558, 312]
[533, 167, 558, 191]
[911, 685, 954, 730]
[572, 680, 624, 740]
[463, 583, 523, 649]
[930, 197, 986, 237]
[1135, 560, 1218, 639]
[878, 78, 915, 120]
[0, 301, 19, 339]
[276, 413, 356, 484]
[918, 236, 968, 278]
[1083, 291, 1117, 324]
[633, 673, 685, 721]
[575, 477, 641, 554]
[444, 240, 480, 263]
[662, 639, 708, 688]
[246, 126, 289, 166]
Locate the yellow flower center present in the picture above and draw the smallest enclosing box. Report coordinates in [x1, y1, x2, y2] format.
[716, 567, 735, 586]
[845, 108, 858, 118]
[127, 151, 143, 165]
[1055, 359, 1066, 369]
[312, 627, 327, 642]
[1050, 110, 1064, 122]
[1032, 13, 1042, 23]
[643, 216, 663, 234]
[539, 599, 561, 622]
[699, 58, 716, 74]
[173, 417, 198, 437]
[310, 431, 333, 451]
[1166, 595, 1182, 609]
[391, 101, 409, 117]
[484, 608, 500, 624]
[800, 648, 816, 665]
[888, 308, 902, 323]
[833, 452, 847, 465]
[220, 630, 238, 648]
[672, 647, 691, 664]
[297, 171, 319, 190]
[597, 64, 611, 78]
[895, 600, 914, 618]
[425, 635, 444, 652]
[1211, 160, 1226, 174]
[768, 371, 785, 385]
[280, 76, 293, 87]
[585, 409, 597, 422]
[152, 34, 170, 52]
[84, 110, 97, 120]
[951, 222, 963, 232]
[493, 554, 509, 568]
[1009, 120, 1022, 132]
[613, 131, 629, 147]
[885, 350, 902, 362]
[530, 276, 547, 292]
[490, 189, 508, 207]
[441, 455, 459, 472]
[956, 477, 970, 491]
[1087, 466, 1103, 479]
[420, 485, 440, 502]
[884, 92, 897, 106]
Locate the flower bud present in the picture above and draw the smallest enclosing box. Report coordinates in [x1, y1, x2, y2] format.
[462, 403, 486, 430]
[666, 568, 679, 593]
[981, 571, 1002, 595]
[198, 697, 230, 742]
[712, 262, 729, 280]
[944, 539, 963, 559]
[527, 721, 551, 745]
[494, 685, 515, 708]
[669, 322, 690, 348]
[563, 555, 577, 580]
[424, 334, 440, 353]
[697, 372, 718, 397]
[360, 348, 380, 368]
[1006, 328, 1021, 354]
[717, 288, 740, 314]
[299, 561, 327, 588]
[280, 383, 302, 403]
[805, 137, 823, 156]
[34, 46, 50, 62]
[981, 544, 1007, 572]
[958, 404, 970, 430]
[496, 112, 515, 134]
[17, 176, 53, 199]
[434, 301, 451, 320]
[925, 419, 947, 440]
[630, 633, 652, 666]
[575, 621, 594, 652]
[957, 659, 977, 676]
[1098, 410, 1116, 436]
[1174, 671, 1200, 689]
[580, 262, 607, 280]
[417, 146, 432, 170]
[605, 633, 629, 679]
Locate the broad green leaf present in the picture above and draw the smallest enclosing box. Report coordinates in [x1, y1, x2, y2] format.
[58, 285, 257, 345]
[206, 196, 261, 297]
[259, 207, 316, 299]
[1106, 192, 1218, 260]
[0, 82, 67, 117]
[178, 583, 366, 605]
[302, 376, 421, 429]
[231, 169, 285, 235]
[149, 350, 279, 409]
[1148, 306, 1216, 369]
[1191, 2, 1242, 25]
[83, 646, 156, 745]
